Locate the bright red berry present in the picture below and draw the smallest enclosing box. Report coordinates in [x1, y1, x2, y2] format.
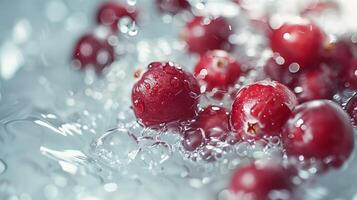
[72, 34, 114, 73]
[230, 162, 295, 200]
[194, 50, 242, 92]
[346, 93, 357, 126]
[132, 62, 200, 127]
[292, 65, 336, 103]
[96, 2, 137, 32]
[270, 20, 324, 71]
[181, 16, 233, 55]
[231, 81, 297, 141]
[341, 59, 357, 89]
[283, 100, 355, 169]
[156, 0, 190, 14]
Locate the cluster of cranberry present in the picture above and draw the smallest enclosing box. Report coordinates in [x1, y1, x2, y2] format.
[71, 0, 357, 199]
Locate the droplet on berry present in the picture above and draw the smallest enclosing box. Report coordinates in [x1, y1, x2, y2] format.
[282, 100, 355, 170]
[231, 81, 298, 141]
[131, 61, 200, 127]
[181, 16, 233, 55]
[72, 34, 114, 74]
[194, 50, 243, 92]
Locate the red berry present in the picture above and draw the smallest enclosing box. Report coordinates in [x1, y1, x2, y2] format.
[230, 162, 295, 200]
[96, 2, 137, 32]
[346, 93, 357, 126]
[196, 106, 230, 140]
[132, 62, 200, 127]
[321, 40, 354, 75]
[182, 128, 204, 151]
[341, 59, 357, 89]
[283, 100, 355, 169]
[231, 81, 297, 141]
[292, 65, 336, 103]
[156, 0, 190, 14]
[181, 16, 233, 54]
[194, 50, 242, 92]
[263, 57, 295, 86]
[270, 20, 324, 70]
[72, 34, 114, 73]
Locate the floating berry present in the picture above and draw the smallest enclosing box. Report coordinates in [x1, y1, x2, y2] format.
[181, 16, 233, 54]
[230, 162, 295, 200]
[194, 50, 242, 92]
[96, 2, 137, 32]
[231, 81, 297, 141]
[132, 62, 200, 127]
[283, 100, 355, 169]
[292, 65, 336, 103]
[156, 0, 190, 14]
[72, 34, 114, 73]
[346, 93, 357, 126]
[270, 20, 324, 71]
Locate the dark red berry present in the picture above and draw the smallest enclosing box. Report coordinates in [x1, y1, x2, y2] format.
[341, 59, 357, 89]
[132, 62, 200, 127]
[182, 128, 204, 151]
[292, 65, 336, 103]
[346, 93, 357, 126]
[72, 34, 114, 73]
[194, 50, 242, 92]
[181, 16, 233, 55]
[156, 0, 190, 14]
[196, 106, 230, 140]
[283, 100, 355, 169]
[263, 57, 296, 86]
[230, 162, 295, 200]
[231, 81, 298, 141]
[321, 40, 354, 75]
[96, 2, 137, 32]
[270, 20, 324, 71]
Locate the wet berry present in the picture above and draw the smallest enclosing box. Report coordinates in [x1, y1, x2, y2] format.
[96, 2, 137, 32]
[270, 20, 324, 71]
[182, 128, 204, 151]
[230, 162, 295, 200]
[346, 93, 357, 126]
[156, 0, 190, 14]
[231, 81, 297, 141]
[194, 50, 242, 92]
[283, 100, 355, 169]
[132, 62, 200, 127]
[72, 34, 114, 73]
[196, 106, 230, 140]
[181, 16, 233, 54]
[263, 57, 295, 86]
[341, 59, 357, 89]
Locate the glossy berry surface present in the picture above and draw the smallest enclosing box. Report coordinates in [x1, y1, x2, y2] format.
[341, 59, 357, 89]
[321, 40, 354, 75]
[230, 162, 295, 200]
[292, 65, 336, 103]
[270, 21, 324, 70]
[132, 62, 200, 127]
[181, 16, 232, 55]
[72, 34, 114, 73]
[194, 50, 242, 92]
[231, 81, 298, 141]
[96, 2, 137, 32]
[346, 94, 357, 126]
[283, 100, 355, 169]
[156, 0, 190, 14]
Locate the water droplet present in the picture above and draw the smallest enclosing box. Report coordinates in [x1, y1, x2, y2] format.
[170, 77, 180, 88]
[0, 159, 7, 175]
[134, 100, 145, 114]
[119, 17, 138, 36]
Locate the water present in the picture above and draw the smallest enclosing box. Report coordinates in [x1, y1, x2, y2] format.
[0, 0, 356, 199]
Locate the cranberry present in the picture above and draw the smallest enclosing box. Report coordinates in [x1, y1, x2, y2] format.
[72, 34, 114, 73]
[231, 81, 297, 141]
[194, 50, 242, 92]
[181, 16, 233, 54]
[341, 59, 357, 89]
[156, 0, 190, 14]
[196, 106, 230, 140]
[283, 100, 355, 169]
[131, 62, 200, 127]
[321, 40, 354, 73]
[270, 20, 324, 70]
[182, 128, 204, 151]
[346, 93, 357, 126]
[96, 2, 137, 32]
[292, 65, 336, 103]
[263, 57, 295, 86]
[230, 162, 295, 200]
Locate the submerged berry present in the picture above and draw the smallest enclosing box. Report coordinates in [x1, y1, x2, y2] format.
[346, 93, 357, 126]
